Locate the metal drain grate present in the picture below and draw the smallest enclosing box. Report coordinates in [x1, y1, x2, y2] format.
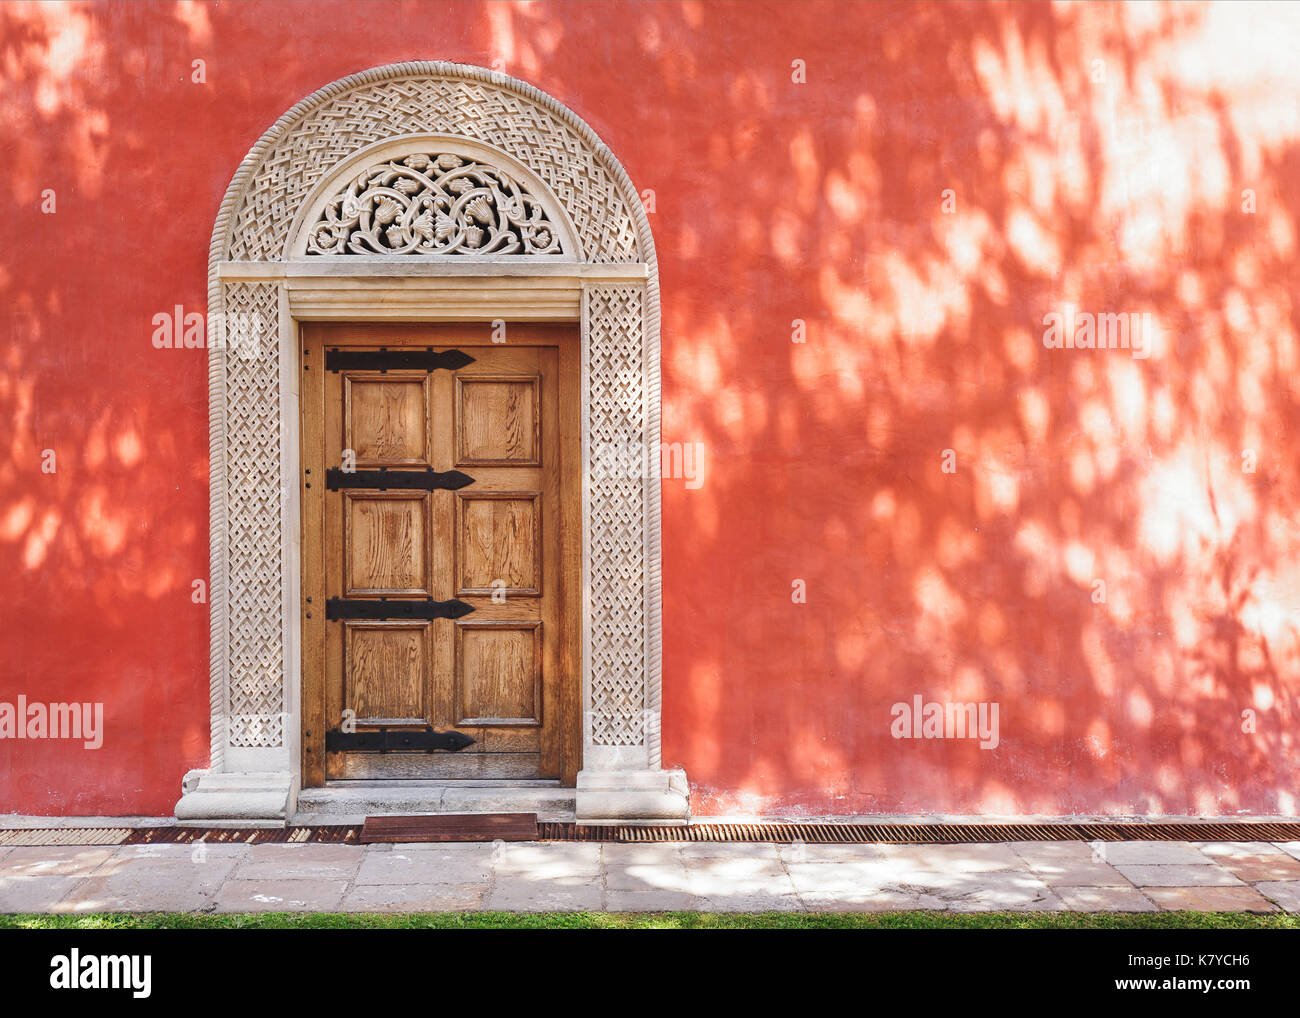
[0, 826, 363, 848]
[0, 827, 136, 848]
[4, 820, 1299, 848]
[537, 821, 1300, 844]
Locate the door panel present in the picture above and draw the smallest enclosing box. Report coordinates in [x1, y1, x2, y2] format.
[345, 374, 432, 466]
[345, 621, 428, 724]
[456, 492, 541, 595]
[455, 621, 542, 725]
[344, 493, 431, 596]
[300, 324, 580, 785]
[456, 376, 540, 465]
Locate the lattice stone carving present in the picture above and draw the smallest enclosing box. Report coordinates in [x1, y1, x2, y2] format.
[226, 73, 641, 262]
[586, 285, 648, 746]
[222, 281, 285, 747]
[306, 152, 563, 256]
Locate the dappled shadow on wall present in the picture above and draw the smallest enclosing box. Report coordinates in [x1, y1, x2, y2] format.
[1, 1, 1298, 815]
[493, 1, 1300, 815]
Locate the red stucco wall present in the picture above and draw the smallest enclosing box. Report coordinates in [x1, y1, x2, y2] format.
[3, 1, 1298, 817]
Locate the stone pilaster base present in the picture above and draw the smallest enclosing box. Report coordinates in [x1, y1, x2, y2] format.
[574, 769, 690, 824]
[173, 770, 296, 827]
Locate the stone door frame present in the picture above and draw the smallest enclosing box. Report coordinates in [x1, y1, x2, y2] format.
[175, 62, 687, 823]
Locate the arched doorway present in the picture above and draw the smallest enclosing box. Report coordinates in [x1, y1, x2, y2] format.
[176, 62, 686, 823]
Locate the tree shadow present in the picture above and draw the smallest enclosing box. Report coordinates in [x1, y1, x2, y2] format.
[1, 1, 1297, 816]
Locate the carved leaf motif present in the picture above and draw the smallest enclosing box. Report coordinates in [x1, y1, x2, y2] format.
[412, 210, 435, 241]
[464, 195, 494, 225]
[373, 196, 401, 225]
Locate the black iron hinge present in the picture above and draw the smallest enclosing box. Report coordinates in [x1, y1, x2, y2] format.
[325, 467, 475, 491]
[325, 347, 475, 373]
[326, 597, 475, 621]
[325, 726, 477, 754]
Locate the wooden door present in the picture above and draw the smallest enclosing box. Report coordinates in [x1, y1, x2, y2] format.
[300, 324, 581, 786]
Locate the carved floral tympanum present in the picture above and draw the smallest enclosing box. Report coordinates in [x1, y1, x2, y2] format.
[306, 152, 564, 255]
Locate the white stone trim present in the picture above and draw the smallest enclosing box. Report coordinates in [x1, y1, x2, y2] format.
[218, 261, 647, 280]
[176, 61, 686, 823]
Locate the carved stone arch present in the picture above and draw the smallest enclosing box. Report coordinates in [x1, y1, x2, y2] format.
[178, 62, 687, 823]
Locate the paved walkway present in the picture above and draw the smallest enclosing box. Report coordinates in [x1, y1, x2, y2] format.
[3, 839, 1300, 913]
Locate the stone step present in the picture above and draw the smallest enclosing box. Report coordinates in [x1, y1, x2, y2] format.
[294, 782, 576, 825]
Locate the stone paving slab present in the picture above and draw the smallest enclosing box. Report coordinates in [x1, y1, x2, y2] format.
[784, 860, 908, 893]
[483, 880, 604, 912]
[603, 861, 690, 892]
[892, 868, 1065, 912]
[0, 847, 117, 876]
[777, 842, 892, 864]
[946, 888, 1066, 913]
[492, 842, 601, 877]
[1090, 842, 1215, 866]
[230, 843, 362, 882]
[880, 843, 1025, 872]
[605, 888, 697, 912]
[57, 877, 217, 913]
[685, 857, 798, 899]
[1009, 841, 1109, 865]
[1191, 842, 1300, 881]
[1, 840, 1299, 914]
[1193, 840, 1294, 859]
[800, 889, 936, 912]
[113, 844, 229, 861]
[1254, 881, 1300, 911]
[341, 883, 487, 912]
[354, 848, 494, 886]
[1114, 864, 1245, 887]
[677, 843, 783, 862]
[0, 876, 87, 912]
[694, 892, 804, 912]
[215, 879, 349, 913]
[1016, 862, 1133, 886]
[1051, 886, 1158, 912]
[1141, 885, 1278, 912]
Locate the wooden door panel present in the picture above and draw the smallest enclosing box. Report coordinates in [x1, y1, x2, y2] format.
[343, 492, 430, 596]
[456, 376, 540, 465]
[344, 622, 428, 724]
[302, 323, 580, 785]
[455, 621, 542, 725]
[345, 373, 431, 466]
[456, 492, 541, 596]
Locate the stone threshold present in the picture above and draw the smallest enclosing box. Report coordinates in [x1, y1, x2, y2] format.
[293, 781, 577, 826]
